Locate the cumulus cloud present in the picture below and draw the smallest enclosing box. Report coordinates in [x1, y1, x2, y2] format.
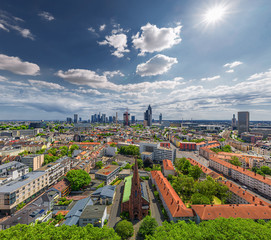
[226, 69, 234, 73]
[103, 70, 124, 78]
[98, 33, 129, 58]
[132, 23, 182, 55]
[38, 11, 55, 21]
[28, 80, 65, 90]
[247, 68, 271, 81]
[201, 75, 220, 81]
[224, 61, 243, 68]
[56, 69, 117, 90]
[0, 11, 34, 40]
[0, 54, 40, 75]
[76, 88, 102, 95]
[99, 24, 106, 31]
[136, 54, 178, 77]
[88, 27, 96, 33]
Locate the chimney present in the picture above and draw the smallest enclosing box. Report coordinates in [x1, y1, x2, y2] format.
[243, 191, 245, 195]
[252, 196, 255, 202]
[254, 172, 256, 176]
[230, 183, 232, 187]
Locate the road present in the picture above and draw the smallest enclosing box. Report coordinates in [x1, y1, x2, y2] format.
[107, 181, 123, 228]
[146, 180, 164, 226]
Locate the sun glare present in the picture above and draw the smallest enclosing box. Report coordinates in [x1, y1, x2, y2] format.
[203, 5, 228, 25]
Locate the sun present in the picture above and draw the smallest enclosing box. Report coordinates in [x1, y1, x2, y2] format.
[202, 4, 228, 26]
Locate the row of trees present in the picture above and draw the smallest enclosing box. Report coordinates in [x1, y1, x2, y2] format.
[252, 165, 271, 176]
[211, 144, 232, 153]
[1, 218, 270, 239]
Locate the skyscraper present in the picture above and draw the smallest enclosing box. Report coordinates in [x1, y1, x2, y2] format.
[159, 113, 162, 124]
[123, 110, 130, 126]
[238, 111, 249, 136]
[144, 105, 152, 127]
[131, 116, 136, 124]
[66, 117, 72, 124]
[74, 114, 78, 124]
[232, 114, 237, 130]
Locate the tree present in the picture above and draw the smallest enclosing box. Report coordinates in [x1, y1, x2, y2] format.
[143, 158, 153, 168]
[111, 161, 118, 165]
[139, 216, 158, 238]
[118, 145, 140, 156]
[260, 166, 271, 175]
[66, 169, 91, 190]
[124, 163, 132, 169]
[229, 156, 241, 167]
[70, 144, 79, 154]
[172, 175, 195, 202]
[190, 193, 211, 205]
[115, 220, 134, 239]
[95, 161, 103, 169]
[137, 159, 143, 169]
[110, 143, 117, 147]
[189, 165, 202, 180]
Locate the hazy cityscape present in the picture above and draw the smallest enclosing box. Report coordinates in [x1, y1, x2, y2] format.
[1, 0, 271, 239]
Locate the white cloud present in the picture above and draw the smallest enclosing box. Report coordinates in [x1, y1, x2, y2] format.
[0, 75, 7, 82]
[0, 54, 40, 75]
[223, 61, 243, 68]
[136, 54, 178, 77]
[99, 24, 106, 31]
[56, 69, 117, 90]
[0, 23, 9, 31]
[10, 81, 29, 86]
[76, 88, 102, 95]
[29, 80, 65, 90]
[103, 70, 124, 78]
[38, 11, 55, 21]
[247, 68, 271, 81]
[88, 27, 96, 33]
[98, 33, 129, 58]
[201, 75, 221, 81]
[132, 23, 182, 55]
[226, 69, 234, 73]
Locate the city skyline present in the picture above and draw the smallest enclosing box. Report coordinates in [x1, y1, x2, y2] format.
[1, 0, 271, 120]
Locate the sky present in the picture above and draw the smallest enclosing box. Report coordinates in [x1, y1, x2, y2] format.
[0, 0, 271, 121]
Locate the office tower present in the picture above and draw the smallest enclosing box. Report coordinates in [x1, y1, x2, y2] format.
[66, 117, 72, 124]
[131, 116, 136, 124]
[238, 111, 249, 136]
[144, 105, 152, 127]
[232, 114, 237, 130]
[98, 113, 101, 123]
[123, 110, 130, 126]
[91, 115, 94, 123]
[109, 116, 113, 123]
[94, 114, 97, 123]
[116, 112, 118, 124]
[74, 114, 78, 124]
[101, 114, 106, 123]
[79, 117, 82, 122]
[113, 116, 116, 123]
[159, 113, 162, 124]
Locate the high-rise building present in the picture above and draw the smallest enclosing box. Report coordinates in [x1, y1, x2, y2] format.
[144, 105, 152, 127]
[232, 114, 237, 130]
[131, 116, 136, 124]
[109, 116, 113, 123]
[123, 110, 130, 126]
[74, 114, 78, 124]
[66, 117, 72, 124]
[238, 111, 249, 136]
[159, 113, 162, 124]
[79, 117, 82, 122]
[101, 114, 106, 123]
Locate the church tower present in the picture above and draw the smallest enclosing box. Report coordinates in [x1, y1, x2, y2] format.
[129, 158, 143, 220]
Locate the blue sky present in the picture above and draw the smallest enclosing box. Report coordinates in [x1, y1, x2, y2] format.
[1, 0, 271, 120]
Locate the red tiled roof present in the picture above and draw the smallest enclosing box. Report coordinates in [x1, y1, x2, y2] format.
[163, 159, 175, 171]
[52, 179, 70, 192]
[192, 204, 271, 220]
[210, 156, 271, 185]
[151, 171, 194, 218]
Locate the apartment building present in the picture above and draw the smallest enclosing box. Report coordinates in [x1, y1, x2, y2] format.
[139, 142, 176, 163]
[21, 154, 44, 171]
[0, 161, 29, 185]
[162, 159, 175, 177]
[95, 165, 120, 185]
[151, 171, 194, 222]
[209, 156, 271, 198]
[0, 171, 48, 215]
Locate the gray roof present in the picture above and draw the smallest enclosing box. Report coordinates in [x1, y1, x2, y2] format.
[0, 171, 46, 193]
[63, 197, 93, 226]
[92, 185, 116, 199]
[80, 205, 106, 219]
[141, 182, 149, 202]
[0, 161, 25, 171]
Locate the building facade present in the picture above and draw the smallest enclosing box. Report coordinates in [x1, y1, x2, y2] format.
[238, 111, 249, 136]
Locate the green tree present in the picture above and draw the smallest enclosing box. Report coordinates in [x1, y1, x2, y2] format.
[111, 161, 118, 165]
[229, 156, 241, 167]
[139, 216, 158, 238]
[188, 165, 202, 180]
[137, 159, 143, 169]
[118, 145, 140, 156]
[95, 161, 104, 169]
[66, 169, 91, 190]
[124, 163, 132, 169]
[172, 175, 195, 202]
[190, 193, 211, 205]
[70, 144, 79, 154]
[115, 220, 134, 240]
[110, 143, 117, 147]
[260, 166, 271, 175]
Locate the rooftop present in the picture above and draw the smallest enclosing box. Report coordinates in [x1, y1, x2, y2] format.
[163, 159, 174, 171]
[122, 175, 132, 203]
[95, 165, 120, 176]
[80, 205, 106, 219]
